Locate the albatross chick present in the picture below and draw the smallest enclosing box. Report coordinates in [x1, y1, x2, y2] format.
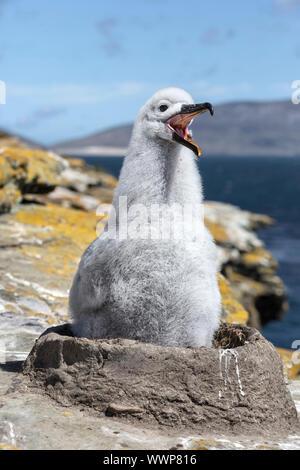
[69, 87, 221, 347]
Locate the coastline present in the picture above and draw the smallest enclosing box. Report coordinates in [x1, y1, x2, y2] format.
[0, 136, 299, 449]
[54, 145, 127, 157]
[53, 146, 300, 158]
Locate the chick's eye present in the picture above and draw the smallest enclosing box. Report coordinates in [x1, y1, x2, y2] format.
[159, 104, 168, 112]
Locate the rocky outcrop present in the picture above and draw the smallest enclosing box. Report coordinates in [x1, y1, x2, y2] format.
[0, 358, 299, 449]
[0, 146, 116, 212]
[0, 134, 299, 450]
[0, 146, 286, 327]
[0, 147, 66, 197]
[23, 322, 299, 436]
[205, 202, 287, 329]
[0, 182, 21, 214]
[0, 135, 294, 366]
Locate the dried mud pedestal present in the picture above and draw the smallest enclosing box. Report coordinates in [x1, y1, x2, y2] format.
[23, 323, 299, 437]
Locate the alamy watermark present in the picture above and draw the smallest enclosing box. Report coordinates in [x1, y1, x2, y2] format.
[291, 80, 300, 104]
[291, 340, 300, 366]
[0, 80, 6, 104]
[96, 196, 205, 242]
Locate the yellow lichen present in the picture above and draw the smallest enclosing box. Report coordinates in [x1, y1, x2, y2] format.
[218, 274, 249, 325]
[224, 269, 265, 294]
[65, 157, 86, 168]
[188, 439, 222, 450]
[6, 203, 250, 326]
[97, 171, 118, 188]
[0, 203, 107, 323]
[276, 348, 300, 380]
[0, 443, 20, 450]
[0, 146, 64, 189]
[242, 248, 276, 268]
[13, 203, 100, 246]
[204, 219, 230, 244]
[12, 204, 106, 286]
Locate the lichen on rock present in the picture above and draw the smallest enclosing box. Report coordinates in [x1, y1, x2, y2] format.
[0, 133, 299, 449]
[0, 136, 297, 379]
[0, 146, 67, 193]
[0, 182, 21, 214]
[205, 201, 287, 329]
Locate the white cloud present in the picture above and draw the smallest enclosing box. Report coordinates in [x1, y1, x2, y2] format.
[8, 81, 149, 105]
[16, 105, 67, 129]
[276, 0, 300, 9]
[192, 81, 252, 99]
[277, 0, 300, 4]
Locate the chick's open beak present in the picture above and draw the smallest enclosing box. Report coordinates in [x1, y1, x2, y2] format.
[167, 102, 214, 157]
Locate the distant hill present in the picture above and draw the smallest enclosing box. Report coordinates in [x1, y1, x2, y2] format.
[53, 100, 300, 157]
[0, 128, 44, 149]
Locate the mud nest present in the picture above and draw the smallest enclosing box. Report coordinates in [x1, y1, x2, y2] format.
[23, 322, 299, 436]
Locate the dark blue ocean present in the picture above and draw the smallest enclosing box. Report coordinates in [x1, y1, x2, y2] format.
[82, 155, 300, 349]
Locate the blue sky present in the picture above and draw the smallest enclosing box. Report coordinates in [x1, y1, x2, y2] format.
[0, 0, 299, 144]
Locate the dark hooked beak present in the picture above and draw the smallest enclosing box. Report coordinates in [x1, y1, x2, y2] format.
[167, 102, 214, 157]
[180, 102, 214, 117]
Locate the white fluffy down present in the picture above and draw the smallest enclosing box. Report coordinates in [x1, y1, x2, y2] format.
[69, 87, 221, 347]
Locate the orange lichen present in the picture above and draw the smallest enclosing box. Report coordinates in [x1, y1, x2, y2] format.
[0, 443, 20, 450]
[0, 146, 65, 189]
[276, 348, 300, 380]
[204, 219, 230, 244]
[242, 248, 277, 268]
[218, 274, 249, 325]
[65, 157, 85, 168]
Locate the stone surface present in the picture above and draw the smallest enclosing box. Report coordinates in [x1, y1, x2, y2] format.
[24, 186, 101, 212]
[23, 322, 299, 437]
[1, 357, 299, 450]
[0, 142, 296, 380]
[0, 135, 287, 330]
[277, 348, 300, 381]
[0, 182, 21, 214]
[0, 146, 67, 193]
[0, 136, 299, 450]
[218, 275, 249, 325]
[1, 357, 300, 450]
[205, 201, 287, 328]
